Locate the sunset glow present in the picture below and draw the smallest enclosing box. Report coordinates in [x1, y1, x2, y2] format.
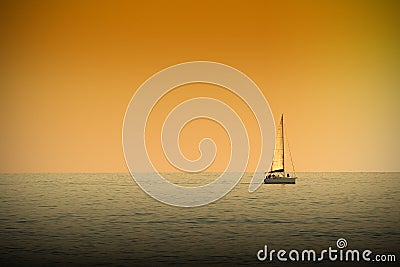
[1, 0, 399, 172]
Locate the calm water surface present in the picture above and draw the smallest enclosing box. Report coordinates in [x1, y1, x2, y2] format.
[0, 173, 399, 266]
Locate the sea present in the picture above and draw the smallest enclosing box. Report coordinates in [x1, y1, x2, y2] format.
[0, 172, 399, 266]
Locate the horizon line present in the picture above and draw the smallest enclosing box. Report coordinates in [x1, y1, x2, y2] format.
[1, 171, 399, 174]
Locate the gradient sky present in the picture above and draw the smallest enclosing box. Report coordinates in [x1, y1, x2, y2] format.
[1, 0, 399, 172]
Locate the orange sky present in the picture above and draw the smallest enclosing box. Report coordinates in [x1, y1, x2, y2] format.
[1, 0, 399, 172]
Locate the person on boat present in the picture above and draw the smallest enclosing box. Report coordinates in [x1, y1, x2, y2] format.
[287, 173, 290, 178]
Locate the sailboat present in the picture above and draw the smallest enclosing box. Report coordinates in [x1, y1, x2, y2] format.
[264, 114, 297, 184]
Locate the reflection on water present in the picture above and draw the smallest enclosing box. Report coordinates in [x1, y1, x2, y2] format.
[0, 173, 399, 266]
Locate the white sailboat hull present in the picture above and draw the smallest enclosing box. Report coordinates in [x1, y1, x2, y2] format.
[264, 178, 296, 184]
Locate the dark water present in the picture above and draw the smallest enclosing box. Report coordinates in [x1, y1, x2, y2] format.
[0, 173, 399, 266]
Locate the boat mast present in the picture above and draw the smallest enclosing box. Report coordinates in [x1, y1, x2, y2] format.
[281, 114, 285, 175]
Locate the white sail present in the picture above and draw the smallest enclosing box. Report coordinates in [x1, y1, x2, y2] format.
[270, 114, 284, 173]
[265, 114, 297, 183]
